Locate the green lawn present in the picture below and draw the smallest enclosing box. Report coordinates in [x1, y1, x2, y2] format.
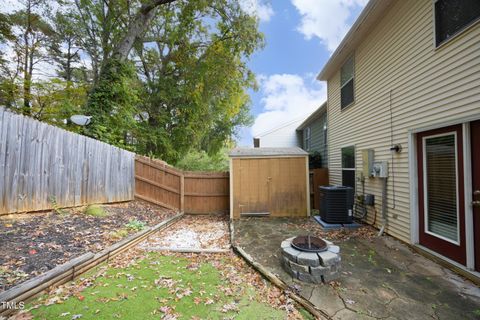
[26, 252, 310, 319]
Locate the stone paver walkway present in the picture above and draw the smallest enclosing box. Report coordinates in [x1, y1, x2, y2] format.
[233, 217, 480, 320]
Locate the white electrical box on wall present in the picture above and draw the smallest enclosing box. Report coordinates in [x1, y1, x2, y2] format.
[372, 161, 389, 178]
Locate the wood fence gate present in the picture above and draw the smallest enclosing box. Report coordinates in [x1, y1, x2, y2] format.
[135, 156, 229, 214]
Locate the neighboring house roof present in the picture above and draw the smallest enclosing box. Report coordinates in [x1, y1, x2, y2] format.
[296, 102, 327, 131]
[317, 0, 395, 81]
[254, 117, 305, 138]
[229, 147, 308, 158]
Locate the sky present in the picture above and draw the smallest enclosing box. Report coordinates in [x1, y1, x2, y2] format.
[238, 0, 368, 146]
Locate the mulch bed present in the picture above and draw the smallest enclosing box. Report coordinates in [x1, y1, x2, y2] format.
[0, 200, 176, 292]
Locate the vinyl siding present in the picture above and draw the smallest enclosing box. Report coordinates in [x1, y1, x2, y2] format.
[257, 119, 303, 148]
[301, 112, 328, 167]
[326, 0, 480, 243]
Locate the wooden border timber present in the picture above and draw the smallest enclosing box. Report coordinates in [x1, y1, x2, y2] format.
[232, 245, 330, 320]
[143, 248, 231, 254]
[0, 213, 183, 317]
[229, 221, 330, 320]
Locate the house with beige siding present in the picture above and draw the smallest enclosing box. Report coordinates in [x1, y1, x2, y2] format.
[318, 0, 480, 277]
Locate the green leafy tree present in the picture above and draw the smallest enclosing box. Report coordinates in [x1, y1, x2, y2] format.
[0, 13, 17, 108]
[8, 0, 55, 115]
[49, 12, 82, 85]
[133, 0, 262, 162]
[29, 79, 88, 127]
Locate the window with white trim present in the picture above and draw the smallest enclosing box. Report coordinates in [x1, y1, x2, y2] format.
[305, 127, 311, 151]
[341, 146, 355, 192]
[423, 133, 459, 243]
[340, 56, 354, 109]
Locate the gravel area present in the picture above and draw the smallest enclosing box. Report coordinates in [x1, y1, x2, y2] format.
[139, 214, 230, 250]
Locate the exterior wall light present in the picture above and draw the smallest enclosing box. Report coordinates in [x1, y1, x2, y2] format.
[390, 144, 402, 153]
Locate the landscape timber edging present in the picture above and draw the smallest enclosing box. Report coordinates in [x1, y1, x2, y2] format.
[0, 212, 184, 317]
[229, 221, 331, 320]
[232, 245, 330, 320]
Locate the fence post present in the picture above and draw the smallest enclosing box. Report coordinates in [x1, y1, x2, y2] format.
[180, 173, 185, 213]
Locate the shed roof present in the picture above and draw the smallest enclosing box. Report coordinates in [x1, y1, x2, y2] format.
[229, 147, 308, 158]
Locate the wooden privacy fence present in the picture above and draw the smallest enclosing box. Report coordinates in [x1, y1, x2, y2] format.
[135, 156, 229, 214]
[310, 168, 329, 210]
[0, 108, 135, 215]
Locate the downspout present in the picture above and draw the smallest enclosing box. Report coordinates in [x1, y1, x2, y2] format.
[378, 177, 388, 236]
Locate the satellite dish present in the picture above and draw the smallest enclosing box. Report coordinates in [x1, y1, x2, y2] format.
[70, 115, 92, 126]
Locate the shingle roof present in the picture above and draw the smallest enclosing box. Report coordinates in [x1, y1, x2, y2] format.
[229, 147, 308, 158]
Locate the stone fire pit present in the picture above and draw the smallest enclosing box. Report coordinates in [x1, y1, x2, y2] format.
[281, 236, 341, 284]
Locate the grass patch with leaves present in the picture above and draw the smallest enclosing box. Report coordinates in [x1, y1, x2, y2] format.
[26, 251, 308, 319]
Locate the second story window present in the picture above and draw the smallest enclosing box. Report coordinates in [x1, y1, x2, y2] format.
[305, 127, 311, 151]
[340, 55, 355, 109]
[435, 0, 480, 46]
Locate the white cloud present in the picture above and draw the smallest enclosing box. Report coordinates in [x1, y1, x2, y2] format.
[240, 0, 274, 22]
[291, 0, 368, 52]
[251, 73, 326, 137]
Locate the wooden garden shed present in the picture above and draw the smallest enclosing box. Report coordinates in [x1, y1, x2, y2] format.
[229, 147, 310, 219]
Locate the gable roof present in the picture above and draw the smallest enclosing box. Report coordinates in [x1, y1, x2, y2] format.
[317, 0, 395, 81]
[254, 117, 305, 139]
[296, 102, 327, 131]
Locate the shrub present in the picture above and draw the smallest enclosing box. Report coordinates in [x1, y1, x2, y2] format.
[175, 148, 229, 171]
[125, 219, 146, 231]
[84, 205, 108, 217]
[109, 229, 129, 240]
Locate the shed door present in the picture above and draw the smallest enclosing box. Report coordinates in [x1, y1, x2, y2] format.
[233, 157, 307, 218]
[238, 159, 270, 214]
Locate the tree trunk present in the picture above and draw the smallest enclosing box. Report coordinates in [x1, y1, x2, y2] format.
[22, 1, 32, 115]
[112, 0, 176, 61]
[23, 32, 31, 115]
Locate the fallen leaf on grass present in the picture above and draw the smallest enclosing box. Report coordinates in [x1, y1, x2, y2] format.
[45, 296, 62, 306]
[204, 298, 214, 305]
[159, 306, 171, 313]
[221, 303, 238, 313]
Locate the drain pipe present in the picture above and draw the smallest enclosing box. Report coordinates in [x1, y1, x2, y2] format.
[378, 177, 388, 237]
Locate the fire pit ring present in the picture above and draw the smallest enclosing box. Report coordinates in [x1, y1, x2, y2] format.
[291, 235, 328, 252]
[281, 236, 341, 284]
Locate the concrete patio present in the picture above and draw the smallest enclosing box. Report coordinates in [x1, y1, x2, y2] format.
[233, 217, 480, 320]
